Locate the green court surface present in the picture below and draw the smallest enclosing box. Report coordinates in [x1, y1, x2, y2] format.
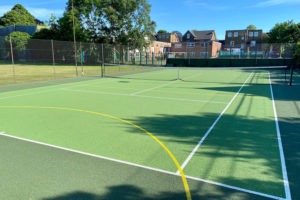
[0, 66, 299, 200]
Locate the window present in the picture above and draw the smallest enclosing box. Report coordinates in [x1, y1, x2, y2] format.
[230, 41, 234, 47]
[174, 43, 182, 48]
[254, 32, 259, 37]
[187, 42, 195, 48]
[228, 32, 232, 37]
[249, 32, 253, 37]
[250, 41, 256, 47]
[241, 36, 245, 40]
[188, 52, 195, 57]
[200, 52, 208, 57]
[200, 42, 207, 48]
[187, 33, 190, 39]
[241, 43, 245, 49]
[234, 32, 238, 37]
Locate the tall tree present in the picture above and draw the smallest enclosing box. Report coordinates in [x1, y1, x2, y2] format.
[0, 4, 35, 26]
[64, 0, 156, 48]
[268, 20, 300, 43]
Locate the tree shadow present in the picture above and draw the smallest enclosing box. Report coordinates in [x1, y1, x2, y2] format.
[42, 184, 271, 200]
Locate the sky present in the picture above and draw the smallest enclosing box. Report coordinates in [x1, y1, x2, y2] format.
[1, 0, 300, 40]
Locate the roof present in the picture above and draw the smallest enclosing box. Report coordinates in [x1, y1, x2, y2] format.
[189, 30, 215, 40]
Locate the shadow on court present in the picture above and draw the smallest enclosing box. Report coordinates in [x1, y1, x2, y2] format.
[42, 184, 270, 200]
[273, 73, 300, 200]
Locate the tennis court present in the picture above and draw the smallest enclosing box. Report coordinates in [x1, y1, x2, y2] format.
[0, 65, 299, 200]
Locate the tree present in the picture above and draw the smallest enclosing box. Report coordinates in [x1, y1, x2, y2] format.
[5, 31, 31, 51]
[65, 0, 156, 48]
[0, 4, 35, 26]
[295, 42, 300, 67]
[268, 20, 300, 43]
[157, 30, 168, 34]
[247, 24, 257, 30]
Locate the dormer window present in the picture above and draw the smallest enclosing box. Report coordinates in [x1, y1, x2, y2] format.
[187, 33, 190, 39]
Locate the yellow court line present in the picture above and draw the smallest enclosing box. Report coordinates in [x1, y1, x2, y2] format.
[0, 105, 192, 200]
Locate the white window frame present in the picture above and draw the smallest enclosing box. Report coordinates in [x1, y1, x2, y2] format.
[187, 42, 195, 48]
[249, 32, 253, 37]
[228, 32, 232, 38]
[254, 32, 259, 37]
[234, 32, 238, 37]
[250, 41, 256, 47]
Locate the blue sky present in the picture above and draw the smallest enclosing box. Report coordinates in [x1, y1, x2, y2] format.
[1, 0, 300, 40]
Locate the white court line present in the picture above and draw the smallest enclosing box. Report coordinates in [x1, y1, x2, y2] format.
[0, 78, 104, 101]
[130, 80, 180, 96]
[0, 131, 284, 200]
[269, 73, 291, 200]
[178, 72, 254, 172]
[62, 88, 227, 104]
[0, 88, 59, 101]
[0, 132, 175, 176]
[186, 175, 284, 200]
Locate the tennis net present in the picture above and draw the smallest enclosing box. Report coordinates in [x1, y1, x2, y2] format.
[103, 65, 289, 83]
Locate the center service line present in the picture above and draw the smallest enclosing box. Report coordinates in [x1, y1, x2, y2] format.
[177, 72, 254, 173]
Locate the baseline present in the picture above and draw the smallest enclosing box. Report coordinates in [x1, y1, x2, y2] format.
[0, 106, 191, 200]
[0, 132, 284, 200]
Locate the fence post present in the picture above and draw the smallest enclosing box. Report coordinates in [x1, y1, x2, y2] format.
[152, 52, 154, 65]
[101, 43, 104, 78]
[9, 35, 16, 83]
[51, 40, 56, 78]
[140, 51, 142, 65]
[80, 42, 84, 75]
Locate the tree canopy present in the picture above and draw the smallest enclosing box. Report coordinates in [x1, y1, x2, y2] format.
[157, 30, 168, 34]
[33, 0, 155, 48]
[0, 4, 35, 26]
[247, 24, 257, 30]
[268, 20, 300, 43]
[5, 31, 31, 51]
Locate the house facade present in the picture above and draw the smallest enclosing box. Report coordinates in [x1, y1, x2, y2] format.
[224, 29, 263, 56]
[156, 32, 180, 43]
[170, 30, 222, 58]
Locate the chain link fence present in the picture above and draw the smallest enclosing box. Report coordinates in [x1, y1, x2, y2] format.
[0, 37, 168, 86]
[0, 38, 167, 66]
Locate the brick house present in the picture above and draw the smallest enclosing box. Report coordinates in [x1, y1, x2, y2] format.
[224, 29, 263, 56]
[170, 30, 222, 58]
[156, 32, 181, 43]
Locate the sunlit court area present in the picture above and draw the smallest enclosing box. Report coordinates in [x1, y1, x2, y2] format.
[0, 63, 299, 200]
